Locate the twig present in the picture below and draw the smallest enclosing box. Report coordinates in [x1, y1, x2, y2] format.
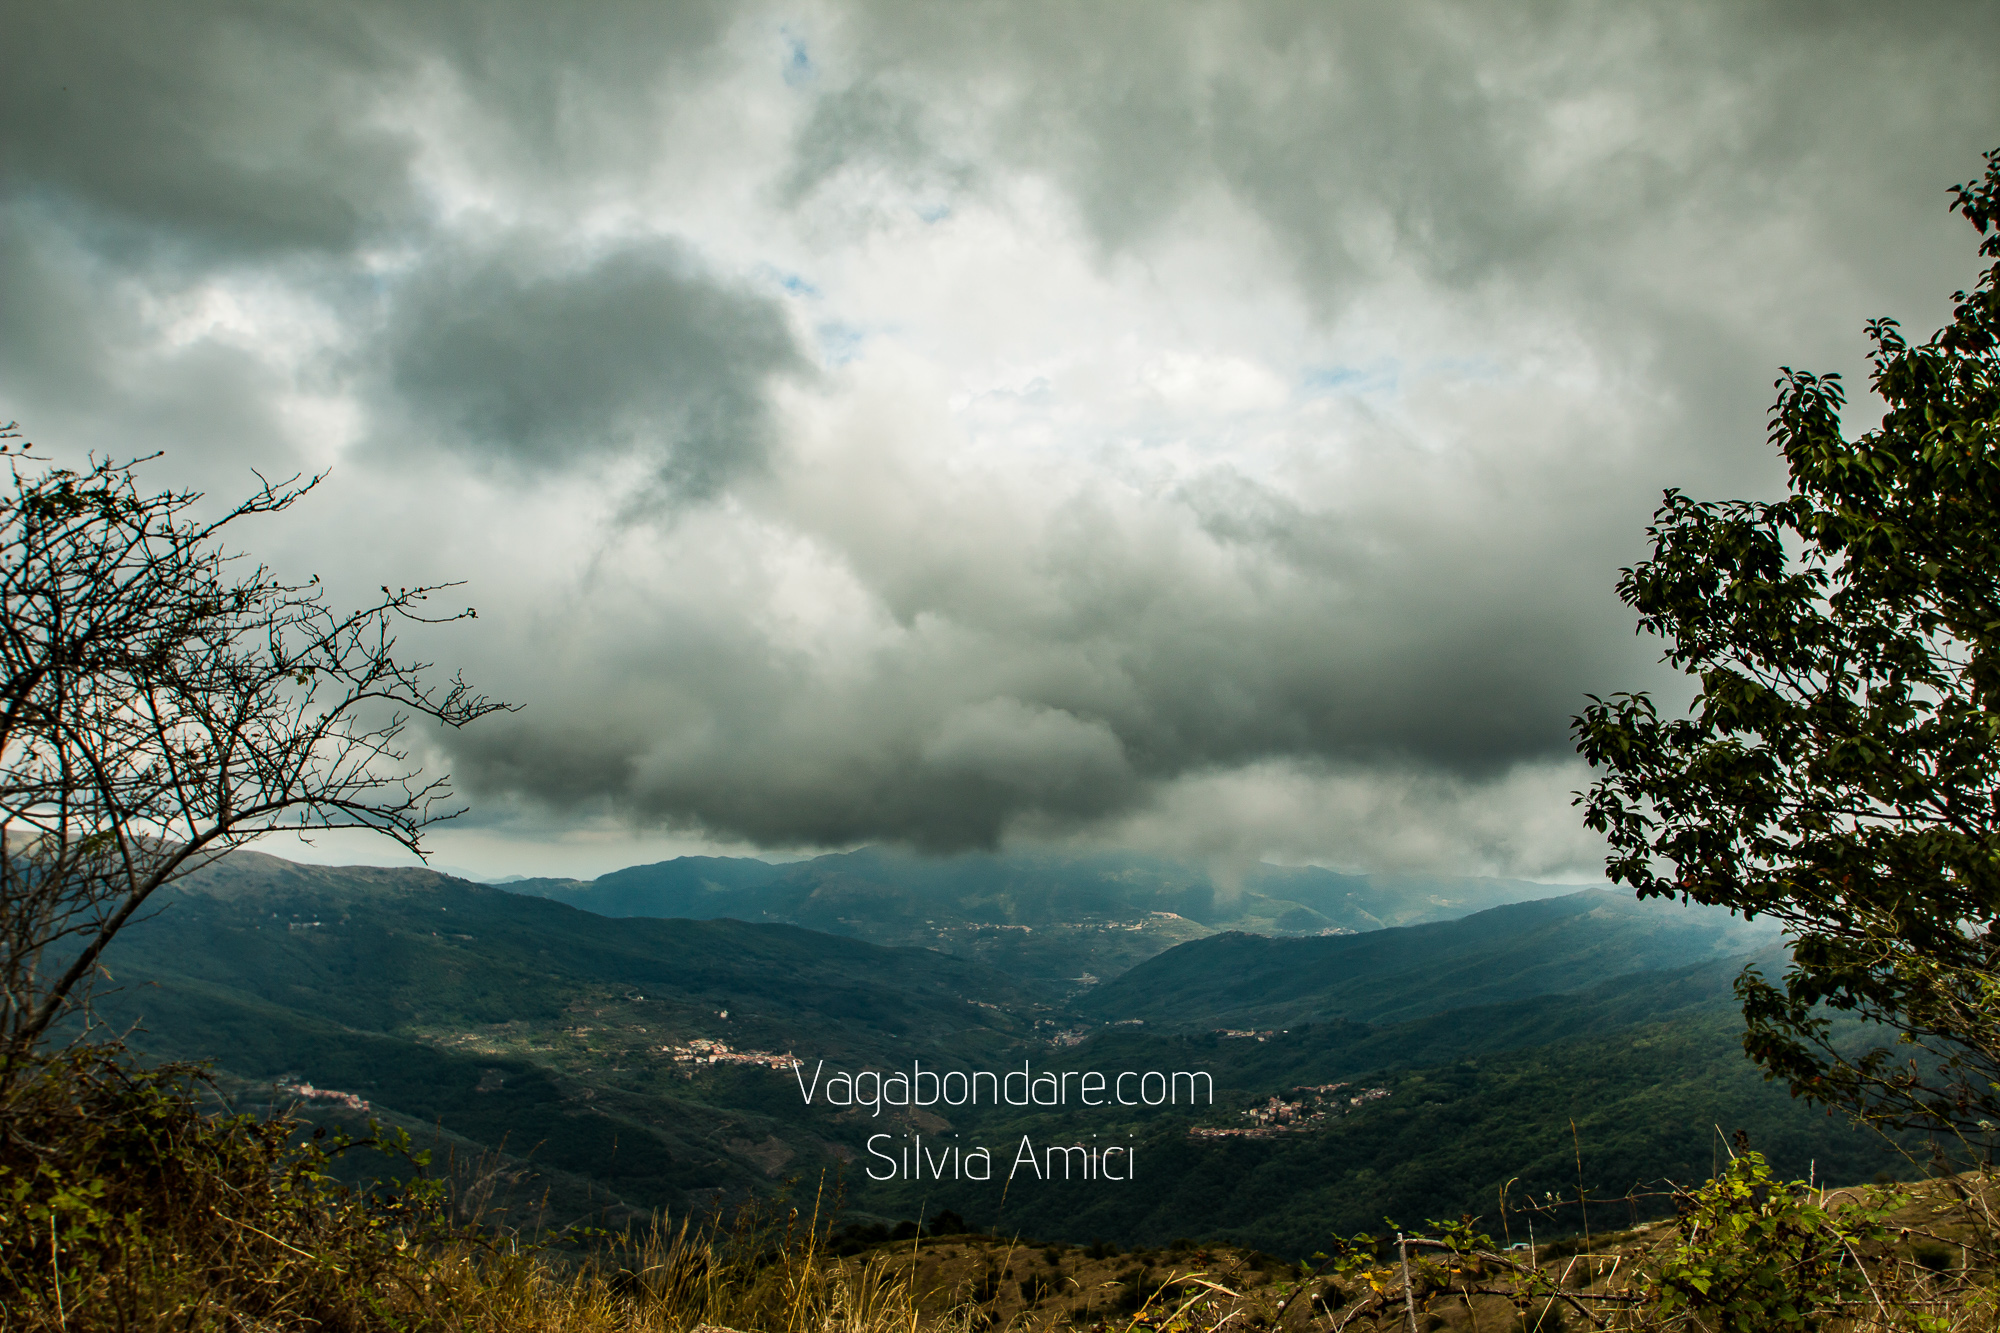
[1397, 1233, 1418, 1333]
[50, 1211, 65, 1330]
[1842, 1237, 1892, 1326]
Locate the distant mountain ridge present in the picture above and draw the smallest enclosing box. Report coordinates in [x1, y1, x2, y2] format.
[499, 846, 1580, 988]
[135, 850, 1047, 1061]
[1079, 889, 1782, 1028]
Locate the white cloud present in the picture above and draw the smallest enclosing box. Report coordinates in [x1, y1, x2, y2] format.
[3, 0, 1994, 876]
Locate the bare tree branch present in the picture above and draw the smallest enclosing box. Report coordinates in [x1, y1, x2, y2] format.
[0, 446, 511, 1075]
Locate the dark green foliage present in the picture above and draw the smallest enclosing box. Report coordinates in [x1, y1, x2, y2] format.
[1574, 147, 2000, 1134]
[826, 1220, 895, 1255]
[1913, 1241, 1956, 1272]
[0, 1045, 451, 1330]
[885, 1008, 1897, 1258]
[1647, 1151, 1893, 1333]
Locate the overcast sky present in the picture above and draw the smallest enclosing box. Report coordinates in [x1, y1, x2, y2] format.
[3, 2, 1995, 880]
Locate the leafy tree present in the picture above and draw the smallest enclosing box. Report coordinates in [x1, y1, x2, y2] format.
[0, 434, 507, 1073]
[1574, 148, 2000, 1135]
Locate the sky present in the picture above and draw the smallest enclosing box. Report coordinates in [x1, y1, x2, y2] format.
[3, 2, 1996, 881]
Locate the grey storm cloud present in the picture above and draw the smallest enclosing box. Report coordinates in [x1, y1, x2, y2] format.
[3, 0, 1998, 869]
[813, 5, 1998, 293]
[1, 3, 415, 255]
[0, 1, 741, 253]
[386, 243, 808, 494]
[1, 0, 777, 493]
[791, 5, 2000, 506]
[434, 437, 1650, 851]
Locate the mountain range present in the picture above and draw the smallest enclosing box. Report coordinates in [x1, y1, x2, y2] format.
[500, 846, 1576, 989]
[89, 847, 1898, 1254]
[1078, 890, 1783, 1027]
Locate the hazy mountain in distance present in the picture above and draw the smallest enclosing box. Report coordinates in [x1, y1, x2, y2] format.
[502, 846, 1577, 988]
[1078, 889, 1782, 1029]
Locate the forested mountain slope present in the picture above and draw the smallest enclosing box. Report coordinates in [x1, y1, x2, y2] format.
[1079, 889, 1778, 1027]
[88, 851, 1890, 1254]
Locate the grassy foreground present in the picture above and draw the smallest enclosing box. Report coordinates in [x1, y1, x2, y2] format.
[4, 1045, 1998, 1332]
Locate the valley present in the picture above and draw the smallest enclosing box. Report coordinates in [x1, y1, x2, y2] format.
[92, 847, 1903, 1257]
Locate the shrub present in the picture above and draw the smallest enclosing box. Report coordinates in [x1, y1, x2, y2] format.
[0, 1045, 451, 1330]
[1646, 1150, 1894, 1333]
[0, 1045, 969, 1333]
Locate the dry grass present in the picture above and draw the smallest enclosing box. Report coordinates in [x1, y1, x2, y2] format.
[1322, 1168, 2000, 1333]
[388, 1214, 983, 1333]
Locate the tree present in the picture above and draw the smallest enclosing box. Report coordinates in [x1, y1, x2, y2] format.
[0, 435, 507, 1075]
[1573, 148, 2000, 1136]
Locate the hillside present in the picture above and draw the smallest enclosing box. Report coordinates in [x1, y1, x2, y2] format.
[1078, 889, 1779, 1027]
[96, 851, 1058, 1218]
[865, 1009, 1895, 1256]
[137, 851, 1050, 1057]
[502, 846, 1572, 989]
[848, 938, 1894, 1252]
[90, 850, 1895, 1254]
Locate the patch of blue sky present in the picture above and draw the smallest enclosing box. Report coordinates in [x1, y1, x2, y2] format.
[914, 201, 952, 224]
[1299, 362, 1400, 399]
[814, 321, 867, 366]
[1300, 366, 1364, 391]
[780, 29, 813, 87]
[754, 262, 820, 299]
